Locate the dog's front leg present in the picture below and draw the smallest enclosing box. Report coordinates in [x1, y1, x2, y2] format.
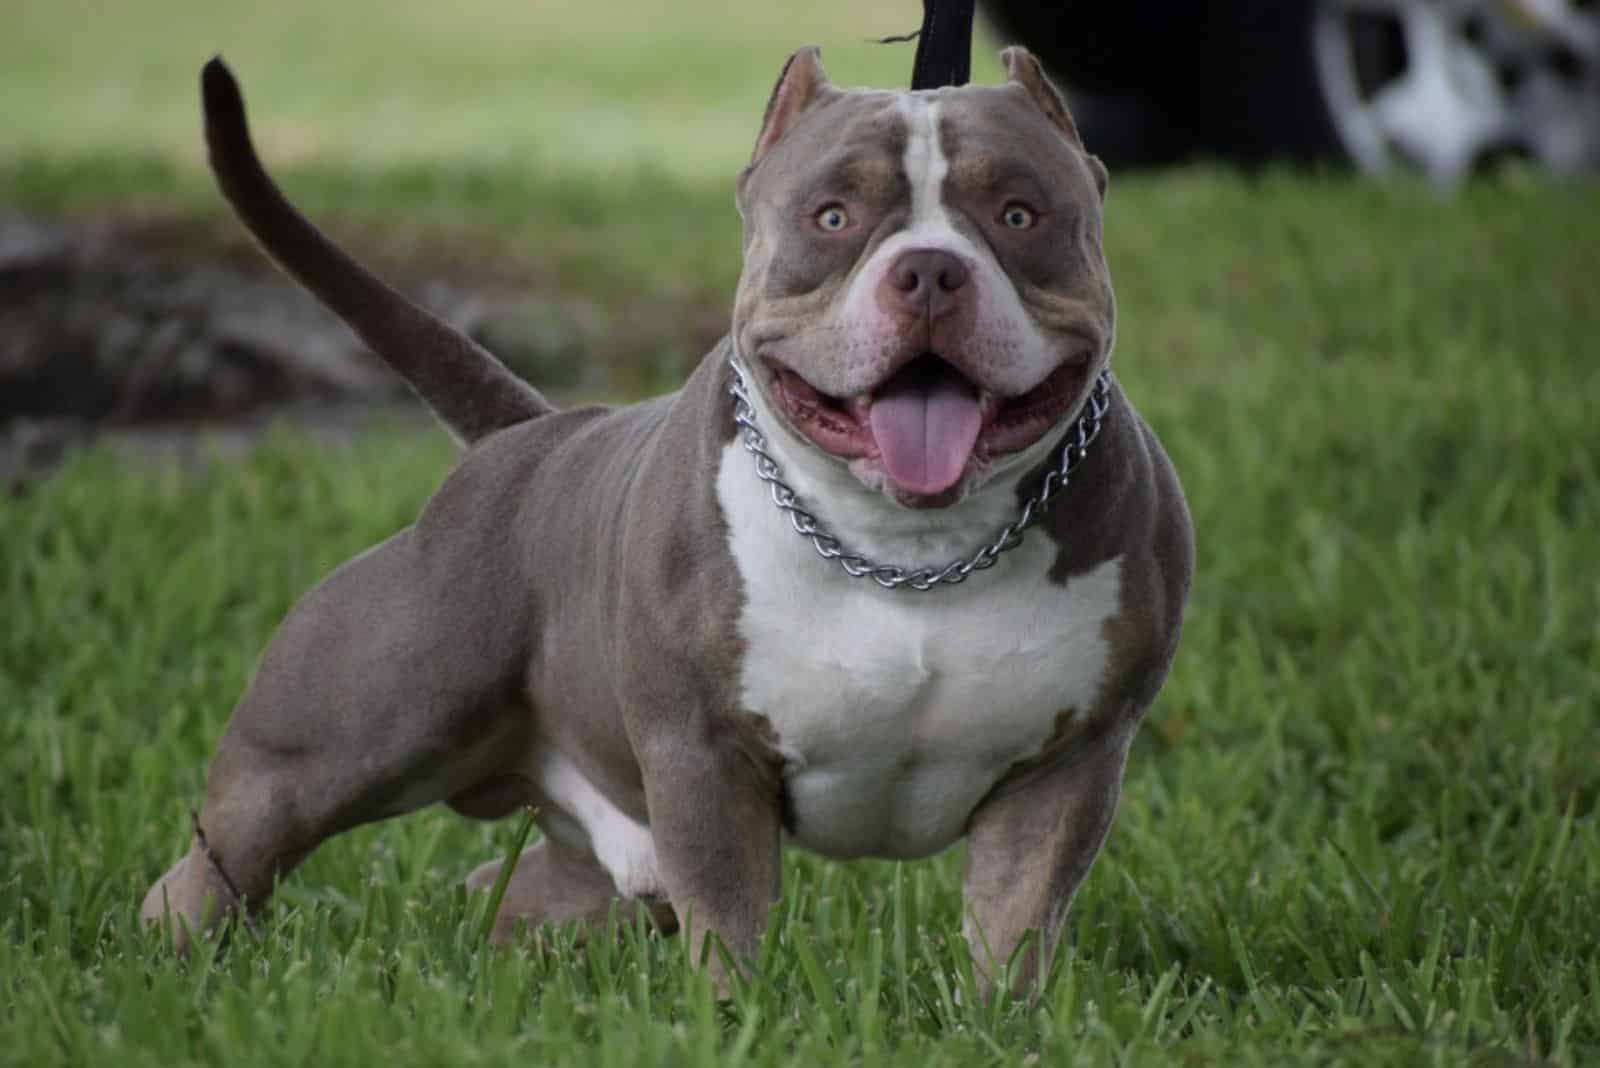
[961, 715, 1136, 997]
[631, 715, 782, 989]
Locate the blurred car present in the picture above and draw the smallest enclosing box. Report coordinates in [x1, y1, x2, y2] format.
[982, 0, 1600, 184]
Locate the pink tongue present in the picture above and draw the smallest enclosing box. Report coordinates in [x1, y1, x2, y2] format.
[868, 361, 983, 496]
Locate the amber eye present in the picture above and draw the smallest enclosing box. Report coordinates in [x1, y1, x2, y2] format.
[1001, 203, 1037, 230]
[815, 204, 849, 232]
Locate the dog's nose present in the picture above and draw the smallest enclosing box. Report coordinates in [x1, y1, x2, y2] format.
[886, 249, 969, 319]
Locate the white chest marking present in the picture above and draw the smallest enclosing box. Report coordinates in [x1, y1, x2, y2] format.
[716, 437, 1124, 860]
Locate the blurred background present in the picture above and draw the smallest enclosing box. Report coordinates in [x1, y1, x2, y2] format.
[988, 0, 1600, 181]
[3, 0, 1596, 479]
[4, 0, 970, 477]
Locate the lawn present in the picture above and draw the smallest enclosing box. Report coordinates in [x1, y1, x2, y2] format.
[3, 2, 1599, 1065]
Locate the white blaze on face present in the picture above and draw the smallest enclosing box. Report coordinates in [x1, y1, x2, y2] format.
[903, 95, 955, 233]
[831, 93, 1056, 398]
[850, 95, 984, 292]
[857, 98, 984, 496]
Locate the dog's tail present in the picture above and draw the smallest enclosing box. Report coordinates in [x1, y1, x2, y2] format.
[200, 57, 552, 445]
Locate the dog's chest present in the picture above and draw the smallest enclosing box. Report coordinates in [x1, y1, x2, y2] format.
[716, 445, 1123, 859]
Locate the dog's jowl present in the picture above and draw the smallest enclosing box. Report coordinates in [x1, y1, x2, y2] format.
[143, 47, 1192, 994]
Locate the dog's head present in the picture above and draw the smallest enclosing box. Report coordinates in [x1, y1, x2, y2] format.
[732, 47, 1113, 510]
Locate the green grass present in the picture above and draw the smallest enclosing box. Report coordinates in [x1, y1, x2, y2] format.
[1, 0, 1001, 182]
[4, 168, 1598, 1066]
[4, 0, 1600, 1064]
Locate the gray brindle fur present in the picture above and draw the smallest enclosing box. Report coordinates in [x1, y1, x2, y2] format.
[143, 49, 1193, 995]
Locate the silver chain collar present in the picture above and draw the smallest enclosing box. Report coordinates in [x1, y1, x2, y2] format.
[727, 355, 1113, 591]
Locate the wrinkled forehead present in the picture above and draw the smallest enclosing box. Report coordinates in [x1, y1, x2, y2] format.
[748, 90, 905, 201]
[750, 84, 1093, 206]
[933, 84, 1094, 194]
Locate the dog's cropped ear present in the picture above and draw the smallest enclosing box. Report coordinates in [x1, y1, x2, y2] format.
[999, 47, 1080, 144]
[1000, 47, 1107, 195]
[749, 46, 836, 167]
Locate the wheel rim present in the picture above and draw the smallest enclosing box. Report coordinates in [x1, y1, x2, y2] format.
[1312, 0, 1600, 183]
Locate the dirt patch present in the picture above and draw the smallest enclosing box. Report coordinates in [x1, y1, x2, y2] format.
[0, 214, 727, 484]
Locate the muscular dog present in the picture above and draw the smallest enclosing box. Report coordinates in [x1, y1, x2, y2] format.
[142, 47, 1193, 994]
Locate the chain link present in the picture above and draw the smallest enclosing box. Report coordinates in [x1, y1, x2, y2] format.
[727, 356, 1112, 591]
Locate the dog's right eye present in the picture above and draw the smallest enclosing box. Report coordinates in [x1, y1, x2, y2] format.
[815, 205, 850, 232]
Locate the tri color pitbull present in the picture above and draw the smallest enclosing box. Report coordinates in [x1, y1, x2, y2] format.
[143, 47, 1193, 993]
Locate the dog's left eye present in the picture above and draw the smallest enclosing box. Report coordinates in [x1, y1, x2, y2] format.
[815, 205, 850, 232]
[1001, 203, 1037, 230]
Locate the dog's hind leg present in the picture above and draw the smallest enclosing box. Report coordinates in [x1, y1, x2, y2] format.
[141, 511, 533, 952]
[465, 838, 677, 944]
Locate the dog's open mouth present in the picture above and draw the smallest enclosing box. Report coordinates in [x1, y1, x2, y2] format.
[766, 353, 1090, 500]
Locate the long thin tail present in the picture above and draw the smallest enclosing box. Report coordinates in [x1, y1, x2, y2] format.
[200, 57, 552, 444]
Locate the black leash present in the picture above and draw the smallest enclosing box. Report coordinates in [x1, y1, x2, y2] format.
[909, 0, 976, 90]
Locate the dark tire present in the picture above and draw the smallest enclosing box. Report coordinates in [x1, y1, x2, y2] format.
[979, 0, 1208, 167]
[981, 0, 1351, 168]
[1056, 88, 1203, 168]
[980, 0, 1204, 93]
[1192, 0, 1347, 163]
